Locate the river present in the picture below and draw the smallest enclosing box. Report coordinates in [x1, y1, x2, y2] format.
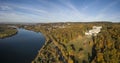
[0, 28, 45, 63]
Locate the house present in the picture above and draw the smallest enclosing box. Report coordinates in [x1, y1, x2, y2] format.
[85, 26, 102, 36]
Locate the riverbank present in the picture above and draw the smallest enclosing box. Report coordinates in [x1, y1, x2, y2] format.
[0, 26, 18, 39]
[24, 23, 94, 63]
[0, 28, 45, 63]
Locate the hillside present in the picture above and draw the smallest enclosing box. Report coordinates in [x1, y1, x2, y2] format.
[21, 22, 120, 63]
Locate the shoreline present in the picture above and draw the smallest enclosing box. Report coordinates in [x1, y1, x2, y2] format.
[0, 27, 18, 39]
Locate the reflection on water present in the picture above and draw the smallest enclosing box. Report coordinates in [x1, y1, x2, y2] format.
[0, 28, 45, 63]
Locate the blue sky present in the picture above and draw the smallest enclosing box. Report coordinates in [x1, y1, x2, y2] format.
[0, 0, 120, 23]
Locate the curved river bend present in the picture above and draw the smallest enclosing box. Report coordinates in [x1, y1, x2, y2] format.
[0, 28, 45, 63]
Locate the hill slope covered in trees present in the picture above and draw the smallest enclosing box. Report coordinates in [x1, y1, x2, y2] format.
[22, 22, 120, 63]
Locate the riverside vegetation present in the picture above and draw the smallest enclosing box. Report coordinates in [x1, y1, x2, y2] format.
[20, 22, 120, 63]
[0, 25, 17, 39]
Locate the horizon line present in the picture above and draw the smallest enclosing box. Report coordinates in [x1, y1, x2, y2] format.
[0, 21, 120, 24]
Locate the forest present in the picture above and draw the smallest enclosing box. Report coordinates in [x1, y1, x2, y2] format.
[19, 22, 120, 63]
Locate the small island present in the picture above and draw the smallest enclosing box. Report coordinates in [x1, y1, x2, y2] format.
[0, 25, 18, 39]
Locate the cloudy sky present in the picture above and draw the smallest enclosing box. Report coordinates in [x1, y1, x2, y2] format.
[0, 0, 120, 23]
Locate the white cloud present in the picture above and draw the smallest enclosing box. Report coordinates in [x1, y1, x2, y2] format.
[0, 0, 119, 22]
[99, 1, 118, 14]
[0, 3, 48, 14]
[0, 12, 48, 23]
[81, 0, 99, 11]
[94, 1, 119, 20]
[16, 6, 48, 14]
[0, 5, 12, 10]
[44, 0, 88, 21]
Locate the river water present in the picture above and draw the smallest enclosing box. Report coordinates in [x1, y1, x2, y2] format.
[0, 28, 45, 63]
